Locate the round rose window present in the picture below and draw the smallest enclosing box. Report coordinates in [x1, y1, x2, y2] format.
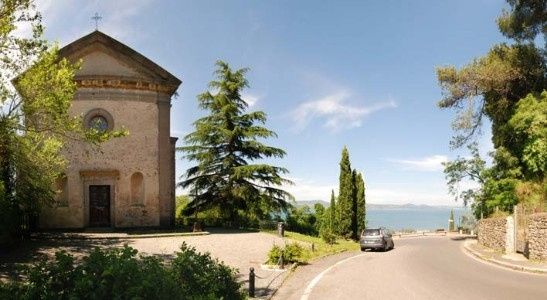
[89, 115, 109, 132]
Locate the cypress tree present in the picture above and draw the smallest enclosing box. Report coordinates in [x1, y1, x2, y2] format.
[351, 170, 358, 239]
[354, 172, 366, 234]
[329, 189, 336, 232]
[337, 147, 354, 238]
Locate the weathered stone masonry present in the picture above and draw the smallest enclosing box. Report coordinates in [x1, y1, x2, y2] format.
[38, 31, 181, 229]
[478, 217, 506, 251]
[528, 213, 547, 261]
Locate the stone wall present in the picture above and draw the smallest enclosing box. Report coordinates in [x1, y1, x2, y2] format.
[527, 213, 547, 261]
[505, 216, 515, 254]
[478, 217, 507, 251]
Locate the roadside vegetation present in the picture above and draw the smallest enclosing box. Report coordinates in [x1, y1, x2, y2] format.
[265, 230, 360, 264]
[174, 59, 369, 245]
[439, 0, 546, 219]
[0, 243, 245, 300]
[282, 147, 367, 244]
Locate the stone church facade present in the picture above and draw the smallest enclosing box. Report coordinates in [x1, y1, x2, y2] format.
[39, 31, 181, 228]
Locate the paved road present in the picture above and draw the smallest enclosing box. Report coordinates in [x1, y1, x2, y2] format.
[274, 237, 547, 300]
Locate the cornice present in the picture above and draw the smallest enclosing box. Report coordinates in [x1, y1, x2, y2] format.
[74, 75, 178, 95]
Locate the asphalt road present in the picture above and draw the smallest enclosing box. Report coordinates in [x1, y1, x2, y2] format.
[274, 237, 547, 300]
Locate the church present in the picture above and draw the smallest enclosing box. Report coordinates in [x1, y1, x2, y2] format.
[39, 31, 181, 229]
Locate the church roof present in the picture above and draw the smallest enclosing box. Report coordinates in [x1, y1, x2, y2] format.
[59, 30, 181, 94]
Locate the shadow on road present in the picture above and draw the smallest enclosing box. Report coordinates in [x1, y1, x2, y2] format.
[450, 235, 477, 241]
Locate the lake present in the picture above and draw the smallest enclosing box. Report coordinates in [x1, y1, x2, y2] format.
[366, 208, 469, 231]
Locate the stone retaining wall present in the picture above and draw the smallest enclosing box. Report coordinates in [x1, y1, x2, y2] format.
[478, 217, 506, 251]
[528, 213, 547, 261]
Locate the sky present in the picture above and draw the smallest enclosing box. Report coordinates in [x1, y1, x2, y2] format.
[29, 0, 509, 206]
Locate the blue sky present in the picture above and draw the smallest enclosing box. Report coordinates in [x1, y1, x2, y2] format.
[32, 0, 507, 205]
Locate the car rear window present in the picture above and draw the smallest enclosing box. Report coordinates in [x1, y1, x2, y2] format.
[363, 229, 380, 236]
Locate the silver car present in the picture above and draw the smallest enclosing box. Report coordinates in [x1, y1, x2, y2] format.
[360, 228, 394, 251]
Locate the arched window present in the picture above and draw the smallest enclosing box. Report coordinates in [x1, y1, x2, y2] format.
[131, 172, 144, 205]
[84, 108, 114, 132]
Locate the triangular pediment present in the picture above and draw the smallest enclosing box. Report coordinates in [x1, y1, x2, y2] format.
[59, 31, 181, 92]
[77, 50, 145, 78]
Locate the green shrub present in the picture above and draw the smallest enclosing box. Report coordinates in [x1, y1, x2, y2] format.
[319, 229, 337, 245]
[267, 244, 283, 265]
[0, 243, 244, 300]
[171, 243, 243, 299]
[267, 243, 304, 265]
[284, 243, 304, 262]
[490, 209, 510, 218]
[286, 205, 318, 236]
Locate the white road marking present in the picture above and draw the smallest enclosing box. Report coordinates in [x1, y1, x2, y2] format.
[300, 253, 367, 300]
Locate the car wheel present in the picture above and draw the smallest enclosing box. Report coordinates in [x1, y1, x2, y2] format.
[361, 247, 366, 252]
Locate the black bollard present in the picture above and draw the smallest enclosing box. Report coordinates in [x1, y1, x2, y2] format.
[249, 267, 255, 297]
[277, 222, 285, 237]
[311, 242, 315, 252]
[279, 255, 284, 269]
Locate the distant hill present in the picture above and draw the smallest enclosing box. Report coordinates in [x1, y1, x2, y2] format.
[366, 203, 461, 210]
[295, 201, 461, 211]
[295, 200, 330, 208]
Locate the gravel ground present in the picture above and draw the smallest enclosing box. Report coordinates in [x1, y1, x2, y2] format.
[125, 229, 290, 298]
[1, 229, 292, 299]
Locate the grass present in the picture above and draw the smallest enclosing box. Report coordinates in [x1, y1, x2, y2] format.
[264, 230, 360, 263]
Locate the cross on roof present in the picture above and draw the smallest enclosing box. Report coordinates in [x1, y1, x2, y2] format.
[91, 12, 102, 31]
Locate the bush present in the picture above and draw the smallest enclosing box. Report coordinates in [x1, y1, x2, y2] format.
[267, 242, 304, 265]
[284, 242, 304, 262]
[171, 243, 243, 299]
[286, 206, 318, 236]
[267, 244, 283, 265]
[319, 229, 337, 245]
[490, 209, 510, 218]
[0, 243, 244, 300]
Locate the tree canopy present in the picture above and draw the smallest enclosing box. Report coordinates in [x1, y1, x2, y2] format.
[178, 61, 293, 223]
[438, 0, 546, 217]
[336, 146, 354, 238]
[0, 0, 124, 245]
[335, 147, 366, 239]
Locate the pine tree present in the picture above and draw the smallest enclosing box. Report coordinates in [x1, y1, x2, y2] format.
[337, 146, 354, 238]
[179, 61, 293, 222]
[354, 171, 366, 234]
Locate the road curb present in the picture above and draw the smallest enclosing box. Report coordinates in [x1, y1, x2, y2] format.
[263, 263, 298, 300]
[463, 241, 547, 275]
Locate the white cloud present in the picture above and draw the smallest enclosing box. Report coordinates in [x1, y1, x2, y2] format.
[12, 0, 53, 38]
[290, 91, 397, 132]
[33, 0, 153, 44]
[282, 177, 336, 202]
[98, 0, 153, 40]
[241, 92, 259, 108]
[389, 155, 448, 172]
[283, 177, 456, 206]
